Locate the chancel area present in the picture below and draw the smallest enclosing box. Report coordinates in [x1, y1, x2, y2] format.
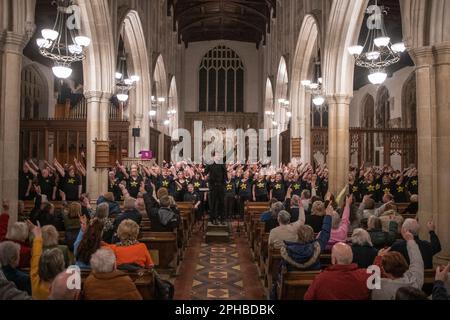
[0, 0, 449, 302]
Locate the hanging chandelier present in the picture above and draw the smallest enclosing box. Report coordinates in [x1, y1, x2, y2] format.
[36, 0, 91, 79]
[302, 57, 325, 107]
[348, 1, 406, 84]
[115, 52, 139, 102]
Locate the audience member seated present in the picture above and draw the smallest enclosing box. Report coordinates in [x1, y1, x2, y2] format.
[379, 209, 404, 233]
[41, 225, 71, 267]
[284, 189, 301, 222]
[280, 204, 332, 271]
[261, 202, 284, 233]
[402, 194, 418, 216]
[372, 229, 424, 300]
[0, 201, 31, 268]
[433, 263, 450, 300]
[367, 216, 398, 249]
[28, 221, 65, 300]
[351, 228, 378, 268]
[83, 248, 143, 300]
[106, 219, 154, 269]
[390, 219, 441, 269]
[305, 201, 325, 233]
[97, 192, 121, 217]
[62, 202, 81, 251]
[95, 202, 114, 244]
[0, 269, 31, 300]
[268, 210, 305, 249]
[0, 241, 31, 294]
[30, 191, 63, 230]
[326, 196, 352, 249]
[113, 197, 142, 233]
[48, 271, 81, 300]
[395, 286, 428, 300]
[304, 242, 371, 300]
[74, 217, 104, 269]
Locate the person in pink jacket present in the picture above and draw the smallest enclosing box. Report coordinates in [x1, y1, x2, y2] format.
[326, 195, 352, 250]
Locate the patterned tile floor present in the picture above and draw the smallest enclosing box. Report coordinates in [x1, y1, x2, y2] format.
[174, 223, 266, 300]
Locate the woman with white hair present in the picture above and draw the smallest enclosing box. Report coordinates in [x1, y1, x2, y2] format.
[41, 225, 71, 267]
[351, 229, 378, 268]
[0, 241, 31, 294]
[83, 248, 142, 300]
[113, 197, 142, 234]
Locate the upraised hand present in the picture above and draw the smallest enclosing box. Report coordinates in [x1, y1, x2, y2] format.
[378, 247, 391, 257]
[325, 204, 334, 216]
[27, 220, 42, 239]
[401, 228, 414, 241]
[345, 195, 354, 207]
[2, 200, 9, 212]
[427, 221, 436, 232]
[435, 263, 450, 282]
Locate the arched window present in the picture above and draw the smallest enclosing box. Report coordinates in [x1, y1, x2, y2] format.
[362, 95, 375, 163]
[402, 73, 417, 129]
[376, 86, 390, 129]
[21, 66, 46, 120]
[199, 46, 244, 113]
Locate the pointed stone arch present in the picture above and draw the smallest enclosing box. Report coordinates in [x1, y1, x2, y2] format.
[153, 54, 169, 133]
[168, 76, 179, 136]
[21, 63, 49, 120]
[290, 14, 321, 163]
[121, 10, 152, 154]
[274, 56, 289, 132]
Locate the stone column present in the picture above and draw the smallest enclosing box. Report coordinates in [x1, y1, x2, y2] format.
[85, 91, 111, 200]
[327, 94, 351, 195]
[411, 44, 450, 263]
[0, 32, 27, 222]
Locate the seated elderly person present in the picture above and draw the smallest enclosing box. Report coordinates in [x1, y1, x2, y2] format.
[0, 269, 31, 300]
[0, 241, 31, 294]
[305, 201, 325, 233]
[261, 202, 284, 233]
[41, 225, 71, 267]
[0, 201, 31, 267]
[268, 209, 305, 249]
[96, 192, 121, 217]
[48, 271, 81, 300]
[95, 202, 114, 244]
[62, 202, 81, 251]
[284, 190, 302, 223]
[372, 228, 424, 300]
[379, 209, 404, 233]
[83, 248, 143, 300]
[402, 194, 418, 216]
[280, 204, 333, 271]
[28, 221, 65, 300]
[351, 229, 378, 268]
[326, 196, 353, 250]
[368, 216, 398, 250]
[356, 195, 391, 224]
[113, 197, 142, 233]
[390, 219, 441, 269]
[304, 242, 371, 300]
[106, 220, 153, 269]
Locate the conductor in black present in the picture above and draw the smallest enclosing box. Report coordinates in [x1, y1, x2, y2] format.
[204, 156, 227, 225]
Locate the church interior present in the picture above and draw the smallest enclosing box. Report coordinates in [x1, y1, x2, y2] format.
[0, 0, 449, 302]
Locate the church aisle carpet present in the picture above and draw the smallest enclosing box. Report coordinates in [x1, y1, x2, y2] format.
[174, 224, 265, 300]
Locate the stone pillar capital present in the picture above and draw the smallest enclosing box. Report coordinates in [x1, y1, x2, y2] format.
[326, 94, 352, 106]
[0, 31, 28, 53]
[84, 91, 113, 103]
[434, 42, 450, 65]
[409, 46, 434, 67]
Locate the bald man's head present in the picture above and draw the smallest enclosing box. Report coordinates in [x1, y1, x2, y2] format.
[331, 242, 353, 265]
[48, 271, 81, 300]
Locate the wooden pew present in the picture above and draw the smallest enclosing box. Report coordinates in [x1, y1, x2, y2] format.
[139, 231, 178, 273]
[177, 202, 195, 240]
[277, 269, 321, 300]
[245, 202, 269, 235]
[266, 247, 282, 293]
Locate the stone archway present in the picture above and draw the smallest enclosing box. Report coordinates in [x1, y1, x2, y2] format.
[402, 72, 417, 129]
[290, 14, 320, 163]
[274, 56, 289, 133]
[121, 10, 152, 156]
[153, 54, 169, 163]
[168, 76, 179, 136]
[264, 77, 274, 140]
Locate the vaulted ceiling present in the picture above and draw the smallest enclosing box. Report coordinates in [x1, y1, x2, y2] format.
[168, 0, 276, 48]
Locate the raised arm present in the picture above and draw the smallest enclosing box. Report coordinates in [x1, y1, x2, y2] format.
[427, 221, 442, 255]
[402, 229, 424, 289]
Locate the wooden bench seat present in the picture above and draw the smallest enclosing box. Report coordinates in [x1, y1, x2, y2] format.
[139, 231, 178, 272]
